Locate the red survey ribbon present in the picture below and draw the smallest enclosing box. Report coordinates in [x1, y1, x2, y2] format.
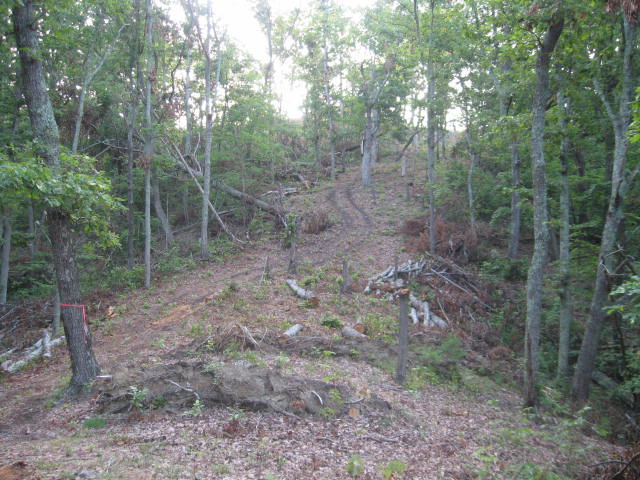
[60, 304, 89, 339]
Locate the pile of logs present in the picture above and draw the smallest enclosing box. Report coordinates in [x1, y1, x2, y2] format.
[364, 255, 487, 328]
[1, 330, 64, 373]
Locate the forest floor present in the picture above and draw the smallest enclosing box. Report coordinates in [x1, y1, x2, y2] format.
[0, 160, 630, 480]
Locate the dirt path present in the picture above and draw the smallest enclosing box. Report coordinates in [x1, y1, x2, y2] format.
[0, 161, 623, 480]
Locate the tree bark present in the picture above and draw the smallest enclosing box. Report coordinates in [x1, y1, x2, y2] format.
[143, 0, 154, 289]
[371, 107, 379, 171]
[125, 101, 138, 269]
[507, 142, 522, 259]
[425, 0, 437, 254]
[13, 1, 100, 393]
[572, 18, 638, 400]
[200, 0, 213, 261]
[321, 0, 337, 180]
[362, 102, 374, 186]
[557, 90, 572, 383]
[396, 291, 409, 384]
[524, 10, 564, 407]
[151, 165, 174, 248]
[0, 214, 11, 304]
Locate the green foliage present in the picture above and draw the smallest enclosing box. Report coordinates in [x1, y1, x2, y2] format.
[208, 236, 238, 261]
[378, 459, 407, 480]
[321, 313, 344, 329]
[480, 257, 528, 282]
[128, 385, 148, 409]
[7, 251, 54, 300]
[345, 454, 365, 477]
[100, 265, 145, 292]
[184, 398, 204, 417]
[607, 275, 640, 325]
[0, 150, 123, 249]
[156, 248, 197, 274]
[358, 311, 397, 342]
[281, 213, 298, 249]
[82, 416, 107, 429]
[411, 334, 466, 385]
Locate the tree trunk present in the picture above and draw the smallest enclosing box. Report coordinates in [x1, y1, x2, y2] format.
[507, 142, 521, 259]
[464, 126, 477, 238]
[13, 1, 100, 394]
[426, 0, 437, 254]
[49, 211, 100, 391]
[572, 18, 638, 400]
[524, 10, 564, 408]
[0, 214, 11, 304]
[143, 0, 154, 289]
[362, 103, 374, 187]
[321, 0, 336, 180]
[184, 45, 193, 159]
[200, 0, 213, 261]
[151, 165, 174, 248]
[126, 101, 138, 269]
[557, 90, 572, 383]
[371, 107, 379, 171]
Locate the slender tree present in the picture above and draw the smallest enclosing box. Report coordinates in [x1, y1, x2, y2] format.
[524, 3, 564, 407]
[12, 1, 100, 394]
[143, 0, 154, 288]
[572, 5, 640, 400]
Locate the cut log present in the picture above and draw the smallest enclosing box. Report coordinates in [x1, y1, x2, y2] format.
[342, 326, 367, 339]
[282, 324, 303, 338]
[1, 333, 64, 373]
[285, 279, 317, 301]
[168, 139, 283, 223]
[278, 323, 303, 346]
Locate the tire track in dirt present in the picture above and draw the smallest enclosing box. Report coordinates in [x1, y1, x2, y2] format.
[305, 175, 377, 266]
[344, 186, 373, 227]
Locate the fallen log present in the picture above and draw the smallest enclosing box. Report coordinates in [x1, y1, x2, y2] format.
[278, 323, 303, 347]
[167, 139, 283, 226]
[282, 324, 303, 338]
[1, 331, 64, 373]
[409, 294, 446, 327]
[342, 326, 367, 339]
[285, 279, 317, 301]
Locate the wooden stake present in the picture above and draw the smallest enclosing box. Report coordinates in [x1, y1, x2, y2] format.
[396, 289, 409, 384]
[341, 259, 351, 295]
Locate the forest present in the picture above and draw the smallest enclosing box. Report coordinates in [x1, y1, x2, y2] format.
[1, 0, 640, 478]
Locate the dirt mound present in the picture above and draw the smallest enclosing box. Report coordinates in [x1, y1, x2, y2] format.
[95, 360, 390, 418]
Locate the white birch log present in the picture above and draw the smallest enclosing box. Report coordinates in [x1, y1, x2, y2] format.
[342, 326, 367, 339]
[282, 324, 303, 338]
[285, 279, 317, 300]
[42, 329, 51, 358]
[409, 308, 419, 324]
[1, 334, 64, 373]
[425, 312, 447, 328]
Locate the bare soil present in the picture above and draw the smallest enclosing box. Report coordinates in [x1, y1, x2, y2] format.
[0, 161, 627, 479]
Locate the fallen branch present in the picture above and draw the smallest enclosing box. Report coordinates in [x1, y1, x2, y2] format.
[361, 434, 399, 443]
[1, 332, 64, 373]
[165, 379, 200, 400]
[237, 324, 260, 349]
[613, 452, 640, 479]
[285, 279, 317, 301]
